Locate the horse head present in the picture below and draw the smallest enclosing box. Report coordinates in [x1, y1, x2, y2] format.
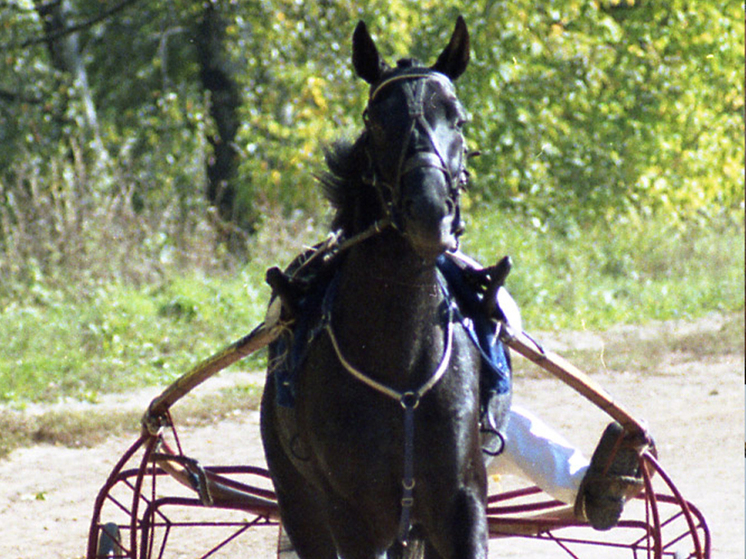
[352, 17, 471, 261]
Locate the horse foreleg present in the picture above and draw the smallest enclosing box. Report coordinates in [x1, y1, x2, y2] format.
[451, 487, 489, 559]
[322, 497, 389, 559]
[425, 486, 488, 559]
[261, 388, 337, 559]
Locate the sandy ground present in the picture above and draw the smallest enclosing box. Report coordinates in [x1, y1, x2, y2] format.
[0, 313, 742, 558]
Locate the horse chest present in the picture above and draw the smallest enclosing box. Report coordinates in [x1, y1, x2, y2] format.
[297, 326, 481, 470]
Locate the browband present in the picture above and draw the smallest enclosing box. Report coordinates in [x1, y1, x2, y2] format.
[369, 71, 454, 102]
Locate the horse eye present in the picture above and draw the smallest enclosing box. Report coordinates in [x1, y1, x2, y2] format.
[443, 102, 465, 129]
[363, 111, 383, 134]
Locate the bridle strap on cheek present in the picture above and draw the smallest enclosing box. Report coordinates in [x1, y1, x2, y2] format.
[400, 152, 449, 179]
[363, 72, 468, 233]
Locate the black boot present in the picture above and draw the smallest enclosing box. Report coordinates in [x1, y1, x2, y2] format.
[574, 422, 648, 530]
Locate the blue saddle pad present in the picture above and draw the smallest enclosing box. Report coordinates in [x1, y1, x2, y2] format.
[270, 255, 511, 408]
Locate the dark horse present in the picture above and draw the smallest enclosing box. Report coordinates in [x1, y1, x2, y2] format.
[261, 17, 511, 559]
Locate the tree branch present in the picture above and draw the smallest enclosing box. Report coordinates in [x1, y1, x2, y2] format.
[0, 88, 42, 104]
[0, 0, 141, 50]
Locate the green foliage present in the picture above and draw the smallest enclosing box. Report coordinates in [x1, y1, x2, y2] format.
[226, 0, 744, 222]
[4, 1, 741, 237]
[0, 268, 269, 403]
[1, 210, 742, 406]
[462, 1, 744, 224]
[0, 1, 743, 407]
[462, 209, 745, 330]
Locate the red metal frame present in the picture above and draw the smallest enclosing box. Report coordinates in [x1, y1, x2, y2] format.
[86, 423, 710, 559]
[86, 429, 282, 559]
[484, 451, 710, 558]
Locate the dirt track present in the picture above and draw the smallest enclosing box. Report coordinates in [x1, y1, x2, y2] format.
[0, 313, 743, 558]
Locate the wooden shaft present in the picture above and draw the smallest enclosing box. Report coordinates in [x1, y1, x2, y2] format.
[142, 322, 283, 434]
[140, 317, 647, 440]
[502, 328, 648, 438]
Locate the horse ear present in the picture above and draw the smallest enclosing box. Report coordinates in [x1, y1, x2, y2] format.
[432, 16, 470, 81]
[353, 21, 385, 84]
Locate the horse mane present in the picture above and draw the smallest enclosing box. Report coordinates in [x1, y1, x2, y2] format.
[319, 133, 381, 236]
[319, 59, 431, 238]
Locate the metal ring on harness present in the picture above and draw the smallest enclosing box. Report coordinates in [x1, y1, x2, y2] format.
[400, 391, 421, 410]
[480, 427, 506, 458]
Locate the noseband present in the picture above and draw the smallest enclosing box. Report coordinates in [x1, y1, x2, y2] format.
[363, 71, 468, 234]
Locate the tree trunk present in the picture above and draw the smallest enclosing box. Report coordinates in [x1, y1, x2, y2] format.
[33, 0, 109, 170]
[34, 0, 98, 133]
[196, 2, 254, 249]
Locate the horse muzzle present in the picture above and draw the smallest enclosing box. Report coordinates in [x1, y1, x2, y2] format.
[399, 163, 459, 259]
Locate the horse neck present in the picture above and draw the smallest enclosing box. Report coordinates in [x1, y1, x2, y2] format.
[332, 231, 447, 389]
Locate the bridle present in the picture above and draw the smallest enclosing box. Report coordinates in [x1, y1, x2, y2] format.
[362, 70, 469, 238]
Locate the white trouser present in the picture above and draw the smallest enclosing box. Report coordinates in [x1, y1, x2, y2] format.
[486, 405, 589, 505]
[449, 251, 588, 504]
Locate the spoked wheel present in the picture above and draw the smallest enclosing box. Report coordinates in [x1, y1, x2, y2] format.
[485, 450, 710, 558]
[86, 427, 281, 559]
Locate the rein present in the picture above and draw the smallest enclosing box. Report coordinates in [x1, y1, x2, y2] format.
[325, 298, 455, 545]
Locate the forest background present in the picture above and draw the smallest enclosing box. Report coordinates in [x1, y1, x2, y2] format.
[0, 0, 743, 414]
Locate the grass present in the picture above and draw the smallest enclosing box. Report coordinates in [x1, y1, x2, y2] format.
[0, 384, 263, 459]
[0, 271, 269, 403]
[461, 209, 745, 331]
[0, 208, 743, 457]
[1, 210, 743, 407]
[515, 311, 745, 380]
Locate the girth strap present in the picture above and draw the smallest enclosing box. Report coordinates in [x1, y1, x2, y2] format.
[399, 394, 418, 543]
